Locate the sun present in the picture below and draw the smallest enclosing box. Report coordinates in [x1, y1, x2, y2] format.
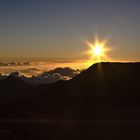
[85, 38, 110, 62]
[93, 45, 104, 56]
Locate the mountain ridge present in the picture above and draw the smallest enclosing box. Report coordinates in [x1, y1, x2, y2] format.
[0, 62, 140, 119]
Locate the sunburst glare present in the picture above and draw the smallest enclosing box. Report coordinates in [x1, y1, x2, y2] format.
[85, 37, 111, 63]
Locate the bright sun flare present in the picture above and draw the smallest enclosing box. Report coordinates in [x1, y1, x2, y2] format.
[85, 38, 110, 62]
[93, 45, 103, 56]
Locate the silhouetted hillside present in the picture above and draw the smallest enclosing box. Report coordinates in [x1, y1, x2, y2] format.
[0, 62, 139, 118]
[0, 76, 34, 104]
[0, 62, 140, 140]
[26, 62, 140, 112]
[69, 62, 140, 107]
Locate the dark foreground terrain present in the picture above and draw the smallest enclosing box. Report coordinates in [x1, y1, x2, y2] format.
[0, 62, 140, 140]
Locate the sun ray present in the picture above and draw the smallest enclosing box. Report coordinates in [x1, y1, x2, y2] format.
[85, 37, 111, 63]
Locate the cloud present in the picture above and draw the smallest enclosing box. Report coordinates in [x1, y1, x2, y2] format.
[21, 73, 64, 85]
[0, 73, 8, 80]
[41, 67, 80, 78]
[0, 62, 31, 66]
[0, 67, 81, 85]
[20, 68, 42, 76]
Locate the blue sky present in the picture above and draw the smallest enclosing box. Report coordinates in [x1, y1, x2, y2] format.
[0, 0, 140, 61]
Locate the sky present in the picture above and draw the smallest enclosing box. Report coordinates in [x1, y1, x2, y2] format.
[0, 0, 140, 61]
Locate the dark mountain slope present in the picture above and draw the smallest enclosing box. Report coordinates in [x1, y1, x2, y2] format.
[0, 76, 34, 103]
[68, 62, 140, 107]
[13, 62, 140, 116]
[1, 62, 140, 119]
[35, 62, 140, 105]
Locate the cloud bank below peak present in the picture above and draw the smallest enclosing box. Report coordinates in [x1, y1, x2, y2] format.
[0, 67, 82, 85]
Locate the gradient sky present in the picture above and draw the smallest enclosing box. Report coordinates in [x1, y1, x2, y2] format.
[0, 0, 140, 61]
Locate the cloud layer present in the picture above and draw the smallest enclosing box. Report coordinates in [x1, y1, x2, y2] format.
[0, 67, 81, 85]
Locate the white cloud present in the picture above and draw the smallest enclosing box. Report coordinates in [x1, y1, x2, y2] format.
[0, 67, 81, 85]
